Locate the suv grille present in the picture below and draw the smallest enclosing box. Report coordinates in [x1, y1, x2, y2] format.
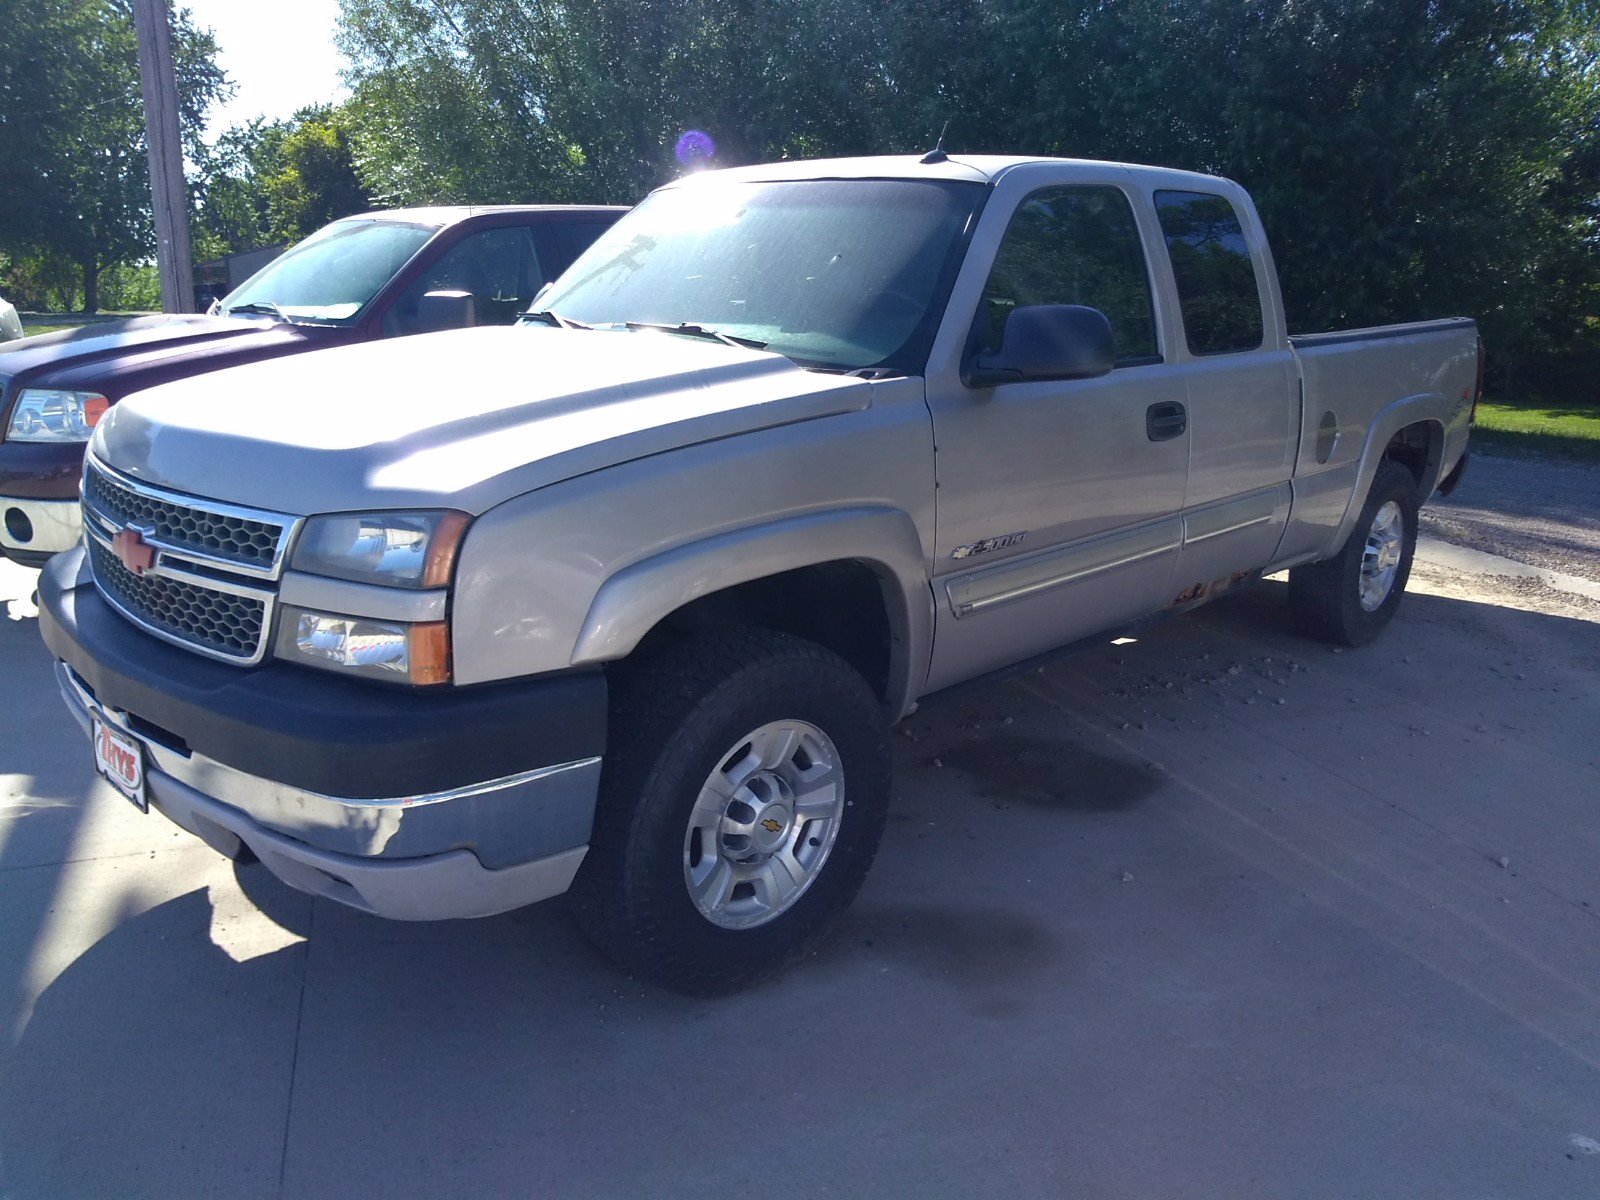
[88, 537, 266, 660]
[84, 462, 284, 569]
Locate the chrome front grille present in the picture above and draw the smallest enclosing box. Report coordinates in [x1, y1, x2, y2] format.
[88, 537, 266, 660]
[81, 456, 299, 665]
[84, 460, 284, 569]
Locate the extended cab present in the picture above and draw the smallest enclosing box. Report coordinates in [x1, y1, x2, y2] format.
[39, 156, 1478, 993]
[0, 204, 623, 565]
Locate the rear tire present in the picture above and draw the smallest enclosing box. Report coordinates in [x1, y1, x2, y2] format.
[1287, 459, 1419, 647]
[569, 628, 890, 995]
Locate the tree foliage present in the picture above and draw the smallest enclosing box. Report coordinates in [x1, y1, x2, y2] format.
[194, 119, 291, 258]
[337, 0, 1600, 388]
[265, 109, 372, 240]
[196, 105, 373, 259]
[0, 0, 226, 311]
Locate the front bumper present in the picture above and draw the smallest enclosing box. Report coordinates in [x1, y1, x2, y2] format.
[1, 495, 81, 562]
[0, 439, 84, 563]
[41, 547, 611, 921]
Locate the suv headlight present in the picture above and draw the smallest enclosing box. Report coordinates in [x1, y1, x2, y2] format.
[290, 510, 470, 589]
[7, 389, 109, 443]
[275, 607, 451, 685]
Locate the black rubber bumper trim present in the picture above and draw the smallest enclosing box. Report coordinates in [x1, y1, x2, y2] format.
[1, 545, 55, 568]
[1437, 450, 1469, 497]
[39, 547, 607, 799]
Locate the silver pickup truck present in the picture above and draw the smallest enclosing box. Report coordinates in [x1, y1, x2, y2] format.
[39, 155, 1479, 993]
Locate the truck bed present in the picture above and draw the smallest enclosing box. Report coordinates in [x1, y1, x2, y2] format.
[1275, 316, 1480, 567]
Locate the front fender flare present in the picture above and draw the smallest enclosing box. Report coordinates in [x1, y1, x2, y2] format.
[571, 506, 933, 719]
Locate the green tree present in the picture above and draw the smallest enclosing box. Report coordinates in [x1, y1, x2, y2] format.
[338, 0, 582, 204]
[196, 106, 373, 257]
[336, 0, 902, 204]
[262, 107, 373, 241]
[332, 0, 1599, 387]
[0, 0, 226, 311]
[195, 117, 293, 259]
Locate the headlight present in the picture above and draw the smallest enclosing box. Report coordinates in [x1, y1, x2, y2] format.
[290, 510, 470, 589]
[275, 606, 452, 685]
[7, 389, 109, 443]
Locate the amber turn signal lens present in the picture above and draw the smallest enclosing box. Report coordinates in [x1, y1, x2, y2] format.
[421, 511, 471, 590]
[408, 621, 453, 686]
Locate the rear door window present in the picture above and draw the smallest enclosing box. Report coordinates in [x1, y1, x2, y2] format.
[976, 186, 1159, 366]
[1153, 190, 1265, 355]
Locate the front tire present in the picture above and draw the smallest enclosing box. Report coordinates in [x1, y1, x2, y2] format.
[1287, 459, 1419, 647]
[569, 629, 890, 995]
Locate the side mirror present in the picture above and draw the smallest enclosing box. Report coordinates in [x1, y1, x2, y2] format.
[415, 290, 477, 333]
[965, 304, 1115, 388]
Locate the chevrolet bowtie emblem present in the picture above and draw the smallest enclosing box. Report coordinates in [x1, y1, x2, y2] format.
[112, 527, 156, 575]
[760, 818, 784, 833]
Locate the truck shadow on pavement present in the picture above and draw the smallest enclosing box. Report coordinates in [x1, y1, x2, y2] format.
[0, 577, 98, 1036]
[4, 580, 1600, 1198]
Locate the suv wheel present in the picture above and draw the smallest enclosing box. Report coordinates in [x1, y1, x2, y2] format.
[569, 629, 890, 995]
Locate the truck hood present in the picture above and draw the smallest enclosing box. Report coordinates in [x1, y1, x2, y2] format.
[93, 326, 874, 515]
[0, 314, 318, 398]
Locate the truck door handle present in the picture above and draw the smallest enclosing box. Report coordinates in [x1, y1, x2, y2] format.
[1146, 401, 1187, 441]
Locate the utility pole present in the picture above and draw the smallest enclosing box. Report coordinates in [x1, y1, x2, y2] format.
[132, 0, 195, 313]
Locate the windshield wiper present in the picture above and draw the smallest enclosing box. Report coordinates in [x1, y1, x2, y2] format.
[522, 309, 592, 330]
[227, 301, 290, 321]
[623, 321, 767, 351]
[225, 301, 327, 328]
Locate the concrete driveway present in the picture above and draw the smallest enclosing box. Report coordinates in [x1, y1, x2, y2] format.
[3, 467, 1598, 1198]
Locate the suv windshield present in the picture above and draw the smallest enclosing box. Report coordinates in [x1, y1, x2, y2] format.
[220, 219, 438, 324]
[535, 178, 983, 372]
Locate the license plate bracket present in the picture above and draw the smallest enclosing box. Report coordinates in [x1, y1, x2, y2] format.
[92, 710, 147, 812]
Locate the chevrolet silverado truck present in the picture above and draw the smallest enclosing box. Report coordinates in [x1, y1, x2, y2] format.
[0, 204, 623, 565]
[38, 155, 1478, 994]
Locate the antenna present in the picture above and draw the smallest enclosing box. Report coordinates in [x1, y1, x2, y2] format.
[920, 121, 950, 165]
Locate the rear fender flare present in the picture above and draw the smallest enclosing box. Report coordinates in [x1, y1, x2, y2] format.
[1325, 395, 1447, 558]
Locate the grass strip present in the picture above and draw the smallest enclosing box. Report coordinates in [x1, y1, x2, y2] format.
[1472, 400, 1600, 464]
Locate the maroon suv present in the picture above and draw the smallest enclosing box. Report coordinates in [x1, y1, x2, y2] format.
[0, 204, 624, 566]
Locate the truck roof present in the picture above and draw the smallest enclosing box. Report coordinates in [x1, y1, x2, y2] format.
[671, 154, 1239, 194]
[346, 204, 630, 228]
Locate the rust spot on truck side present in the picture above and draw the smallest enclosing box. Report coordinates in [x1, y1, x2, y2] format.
[1171, 568, 1260, 608]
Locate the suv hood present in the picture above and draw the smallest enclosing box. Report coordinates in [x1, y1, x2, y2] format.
[93, 326, 873, 514]
[0, 314, 315, 397]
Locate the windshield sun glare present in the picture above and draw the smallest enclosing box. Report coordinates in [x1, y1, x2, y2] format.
[221, 220, 438, 326]
[536, 179, 983, 373]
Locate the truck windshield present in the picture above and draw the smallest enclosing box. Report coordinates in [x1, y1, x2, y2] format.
[534, 178, 984, 372]
[220, 219, 439, 325]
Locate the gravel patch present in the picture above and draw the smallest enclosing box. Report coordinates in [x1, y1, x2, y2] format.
[1422, 452, 1600, 583]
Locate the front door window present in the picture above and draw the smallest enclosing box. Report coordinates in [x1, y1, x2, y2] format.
[383, 226, 546, 335]
[976, 186, 1160, 365]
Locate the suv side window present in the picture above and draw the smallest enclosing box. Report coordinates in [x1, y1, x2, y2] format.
[976, 186, 1159, 366]
[1153, 190, 1265, 355]
[383, 225, 545, 335]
